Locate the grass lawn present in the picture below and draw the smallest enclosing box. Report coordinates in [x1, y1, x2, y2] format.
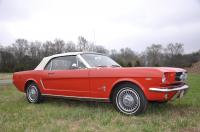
[0, 74, 200, 132]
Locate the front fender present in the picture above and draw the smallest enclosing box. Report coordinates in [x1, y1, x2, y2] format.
[111, 78, 147, 95]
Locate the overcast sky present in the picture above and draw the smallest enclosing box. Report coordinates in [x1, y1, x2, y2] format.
[0, 0, 200, 53]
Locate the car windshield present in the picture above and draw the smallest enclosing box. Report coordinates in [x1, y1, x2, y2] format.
[81, 53, 121, 67]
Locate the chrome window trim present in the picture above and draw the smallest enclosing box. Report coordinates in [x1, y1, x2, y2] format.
[76, 55, 79, 68]
[48, 55, 86, 70]
[50, 60, 52, 70]
[77, 54, 91, 68]
[76, 55, 87, 69]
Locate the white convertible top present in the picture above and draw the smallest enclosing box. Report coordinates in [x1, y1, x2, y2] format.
[34, 52, 104, 70]
[34, 52, 83, 70]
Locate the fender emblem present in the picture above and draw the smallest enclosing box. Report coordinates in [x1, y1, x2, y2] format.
[145, 78, 152, 80]
[98, 85, 106, 92]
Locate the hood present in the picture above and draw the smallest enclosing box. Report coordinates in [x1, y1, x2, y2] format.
[130, 67, 186, 73]
[95, 67, 186, 78]
[122, 67, 186, 78]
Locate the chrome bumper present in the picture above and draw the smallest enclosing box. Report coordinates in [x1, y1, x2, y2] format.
[149, 85, 189, 92]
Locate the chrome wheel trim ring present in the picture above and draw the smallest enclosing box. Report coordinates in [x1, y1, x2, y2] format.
[27, 85, 38, 102]
[116, 87, 140, 114]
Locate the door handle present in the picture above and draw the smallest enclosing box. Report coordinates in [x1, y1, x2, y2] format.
[48, 72, 55, 75]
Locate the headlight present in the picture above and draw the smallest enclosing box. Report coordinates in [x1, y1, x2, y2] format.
[180, 72, 187, 81]
[162, 73, 166, 83]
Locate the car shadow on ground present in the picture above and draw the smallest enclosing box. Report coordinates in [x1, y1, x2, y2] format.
[39, 96, 198, 116]
[42, 96, 113, 109]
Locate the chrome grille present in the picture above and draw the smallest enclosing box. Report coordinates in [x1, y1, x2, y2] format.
[175, 72, 183, 81]
[175, 72, 187, 81]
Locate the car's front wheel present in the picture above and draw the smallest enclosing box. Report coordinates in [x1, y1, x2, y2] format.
[26, 83, 42, 103]
[112, 83, 148, 115]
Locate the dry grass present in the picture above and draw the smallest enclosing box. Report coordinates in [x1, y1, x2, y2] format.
[0, 73, 13, 80]
[185, 61, 200, 74]
[0, 74, 200, 132]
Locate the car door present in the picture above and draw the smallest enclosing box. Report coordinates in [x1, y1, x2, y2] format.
[41, 55, 90, 97]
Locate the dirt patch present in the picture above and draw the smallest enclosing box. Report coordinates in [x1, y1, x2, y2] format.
[179, 127, 200, 132]
[0, 73, 13, 80]
[185, 61, 200, 74]
[0, 80, 12, 85]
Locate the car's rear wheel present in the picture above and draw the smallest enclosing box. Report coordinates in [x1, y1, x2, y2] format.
[112, 83, 148, 115]
[26, 83, 42, 103]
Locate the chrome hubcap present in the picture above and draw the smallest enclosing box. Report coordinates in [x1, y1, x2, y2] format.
[117, 88, 140, 113]
[123, 94, 134, 106]
[27, 86, 38, 102]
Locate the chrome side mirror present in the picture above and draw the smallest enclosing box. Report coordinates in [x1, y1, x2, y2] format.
[71, 63, 78, 69]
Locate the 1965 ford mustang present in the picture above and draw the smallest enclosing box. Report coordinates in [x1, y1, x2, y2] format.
[13, 52, 189, 115]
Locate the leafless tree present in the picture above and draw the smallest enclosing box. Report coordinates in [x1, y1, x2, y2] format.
[164, 43, 185, 67]
[109, 48, 138, 66]
[42, 41, 54, 56]
[12, 39, 29, 59]
[165, 43, 184, 57]
[1, 37, 199, 72]
[65, 41, 77, 52]
[54, 39, 65, 53]
[78, 36, 89, 51]
[29, 41, 42, 59]
[145, 44, 163, 66]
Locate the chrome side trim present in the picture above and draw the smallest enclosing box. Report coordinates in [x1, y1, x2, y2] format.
[149, 85, 189, 92]
[40, 79, 45, 89]
[41, 93, 109, 101]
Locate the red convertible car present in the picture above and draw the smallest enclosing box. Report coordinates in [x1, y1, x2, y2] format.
[13, 52, 189, 115]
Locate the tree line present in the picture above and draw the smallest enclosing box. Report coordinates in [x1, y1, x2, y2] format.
[0, 36, 199, 72]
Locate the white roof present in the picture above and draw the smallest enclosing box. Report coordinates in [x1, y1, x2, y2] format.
[34, 52, 104, 70]
[34, 52, 83, 70]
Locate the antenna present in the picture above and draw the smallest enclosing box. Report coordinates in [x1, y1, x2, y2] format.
[93, 29, 96, 45]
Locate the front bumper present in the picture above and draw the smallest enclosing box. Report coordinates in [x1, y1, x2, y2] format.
[149, 85, 189, 92]
[149, 84, 189, 101]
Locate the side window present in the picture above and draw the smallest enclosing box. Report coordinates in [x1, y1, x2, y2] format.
[45, 61, 51, 70]
[44, 55, 86, 70]
[51, 56, 68, 70]
[52, 56, 77, 70]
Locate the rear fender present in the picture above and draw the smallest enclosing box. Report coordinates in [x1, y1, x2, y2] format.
[24, 78, 41, 92]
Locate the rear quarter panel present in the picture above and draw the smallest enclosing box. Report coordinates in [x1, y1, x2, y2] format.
[13, 70, 42, 92]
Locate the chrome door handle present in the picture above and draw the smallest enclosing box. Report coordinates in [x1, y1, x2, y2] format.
[48, 72, 55, 75]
